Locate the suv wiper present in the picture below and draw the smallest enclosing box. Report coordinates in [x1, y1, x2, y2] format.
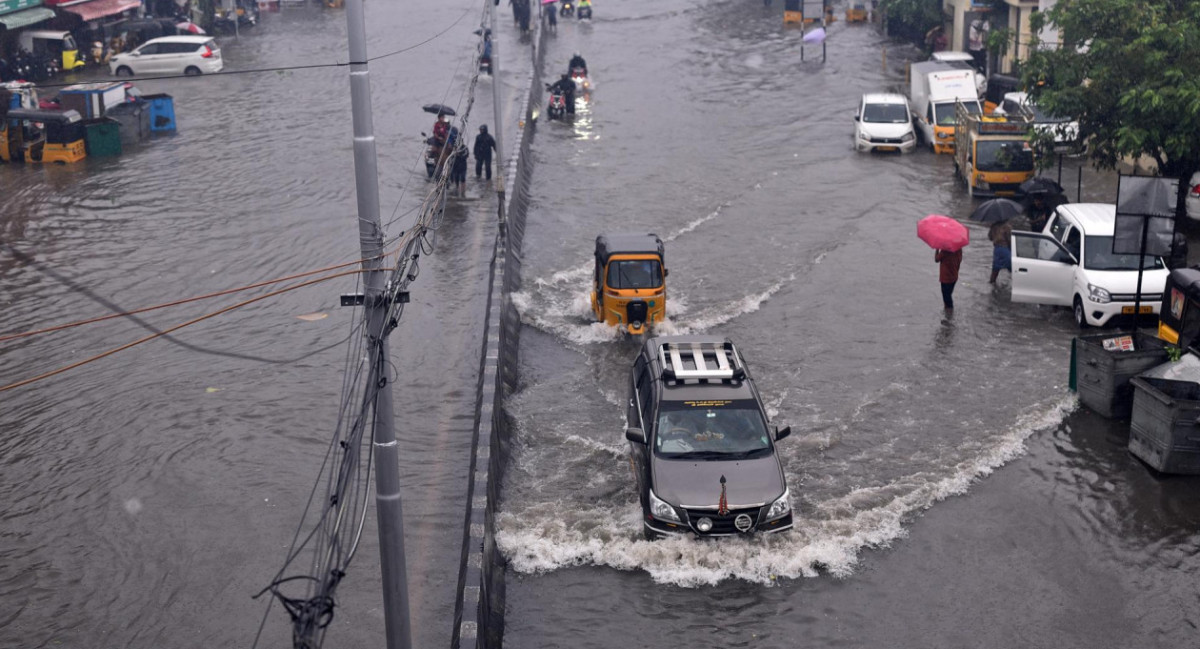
[667, 450, 733, 460]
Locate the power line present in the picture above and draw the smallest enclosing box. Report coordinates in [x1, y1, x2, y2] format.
[30, 3, 480, 90]
[0, 268, 371, 392]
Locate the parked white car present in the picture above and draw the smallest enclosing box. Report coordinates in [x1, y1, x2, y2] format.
[109, 36, 222, 77]
[854, 93, 916, 153]
[993, 91, 1080, 153]
[1011, 203, 1169, 328]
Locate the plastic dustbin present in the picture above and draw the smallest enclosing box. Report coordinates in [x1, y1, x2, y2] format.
[142, 93, 176, 133]
[1128, 376, 1200, 474]
[82, 118, 121, 157]
[105, 101, 150, 145]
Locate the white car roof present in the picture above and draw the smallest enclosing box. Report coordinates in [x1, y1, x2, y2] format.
[862, 92, 907, 105]
[1058, 203, 1116, 236]
[144, 35, 214, 45]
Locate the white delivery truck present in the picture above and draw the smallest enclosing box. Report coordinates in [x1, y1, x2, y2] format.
[908, 60, 982, 154]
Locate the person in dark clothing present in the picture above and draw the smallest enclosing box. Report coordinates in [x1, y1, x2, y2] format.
[1170, 231, 1189, 269]
[450, 144, 469, 196]
[935, 249, 963, 310]
[548, 73, 576, 113]
[568, 52, 587, 75]
[474, 124, 496, 179]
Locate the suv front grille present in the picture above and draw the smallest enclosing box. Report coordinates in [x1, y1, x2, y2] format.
[684, 507, 762, 535]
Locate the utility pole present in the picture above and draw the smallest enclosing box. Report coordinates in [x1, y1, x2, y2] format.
[488, 0, 507, 225]
[343, 0, 412, 646]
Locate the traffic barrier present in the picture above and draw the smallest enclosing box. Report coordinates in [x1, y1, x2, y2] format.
[452, 17, 545, 649]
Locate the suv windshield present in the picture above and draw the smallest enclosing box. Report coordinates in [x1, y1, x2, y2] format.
[863, 103, 908, 123]
[607, 259, 662, 289]
[1083, 235, 1165, 271]
[654, 401, 770, 459]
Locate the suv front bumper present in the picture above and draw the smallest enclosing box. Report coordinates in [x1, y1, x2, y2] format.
[644, 511, 793, 539]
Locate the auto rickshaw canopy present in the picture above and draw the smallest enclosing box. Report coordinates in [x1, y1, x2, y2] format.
[1160, 268, 1200, 351]
[594, 233, 665, 267]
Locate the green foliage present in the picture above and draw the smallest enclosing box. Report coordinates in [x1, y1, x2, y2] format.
[879, 0, 942, 44]
[1167, 345, 1183, 362]
[1023, 0, 1200, 216]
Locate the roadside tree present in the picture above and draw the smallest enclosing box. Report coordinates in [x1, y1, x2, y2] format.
[1024, 0, 1200, 219]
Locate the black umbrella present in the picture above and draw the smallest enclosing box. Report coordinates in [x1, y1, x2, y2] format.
[422, 103, 457, 116]
[1017, 176, 1065, 198]
[970, 197, 1024, 224]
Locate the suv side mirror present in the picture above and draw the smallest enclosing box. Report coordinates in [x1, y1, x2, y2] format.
[625, 427, 646, 444]
[774, 426, 791, 441]
[853, 114, 860, 121]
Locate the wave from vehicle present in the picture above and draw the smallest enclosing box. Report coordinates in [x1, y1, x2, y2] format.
[495, 395, 1076, 586]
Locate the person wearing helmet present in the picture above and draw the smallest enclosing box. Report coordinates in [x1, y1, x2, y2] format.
[474, 124, 496, 180]
[568, 52, 587, 76]
[548, 73, 576, 114]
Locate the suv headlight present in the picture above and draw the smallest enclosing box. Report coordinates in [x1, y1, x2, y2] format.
[765, 488, 791, 520]
[649, 489, 681, 523]
[901, 132, 915, 142]
[1088, 284, 1112, 303]
[858, 131, 870, 142]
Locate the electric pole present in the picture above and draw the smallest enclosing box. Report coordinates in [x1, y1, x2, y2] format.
[342, 0, 413, 646]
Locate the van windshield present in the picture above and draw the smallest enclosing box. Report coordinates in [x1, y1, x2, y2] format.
[975, 141, 1033, 172]
[606, 259, 662, 289]
[863, 103, 909, 123]
[1083, 236, 1164, 271]
[934, 101, 979, 126]
[654, 402, 770, 459]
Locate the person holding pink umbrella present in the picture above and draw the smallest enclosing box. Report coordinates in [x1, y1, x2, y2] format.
[917, 214, 969, 311]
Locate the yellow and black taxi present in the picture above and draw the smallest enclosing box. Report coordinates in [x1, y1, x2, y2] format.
[624, 335, 793, 540]
[590, 233, 667, 336]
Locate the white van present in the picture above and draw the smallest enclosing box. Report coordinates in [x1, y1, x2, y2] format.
[109, 35, 222, 77]
[1011, 203, 1169, 327]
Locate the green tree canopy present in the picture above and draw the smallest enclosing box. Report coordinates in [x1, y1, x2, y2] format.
[1024, 0, 1200, 216]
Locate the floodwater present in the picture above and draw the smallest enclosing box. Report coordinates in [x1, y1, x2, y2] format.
[1, 2, 516, 647]
[499, 0, 1200, 647]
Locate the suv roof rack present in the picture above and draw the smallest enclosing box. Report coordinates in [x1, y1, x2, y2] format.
[658, 340, 746, 382]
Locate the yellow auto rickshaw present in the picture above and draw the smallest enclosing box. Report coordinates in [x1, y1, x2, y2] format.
[1157, 268, 1200, 349]
[0, 109, 87, 164]
[591, 233, 667, 336]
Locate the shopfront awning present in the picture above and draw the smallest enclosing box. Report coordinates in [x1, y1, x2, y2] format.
[59, 0, 140, 21]
[0, 5, 54, 28]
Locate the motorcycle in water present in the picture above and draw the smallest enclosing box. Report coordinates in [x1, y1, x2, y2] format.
[559, 0, 573, 17]
[479, 55, 492, 76]
[577, 2, 592, 19]
[545, 86, 567, 121]
[421, 133, 445, 178]
[570, 66, 590, 91]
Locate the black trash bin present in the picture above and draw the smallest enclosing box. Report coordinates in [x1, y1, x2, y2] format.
[1073, 331, 1169, 418]
[105, 100, 150, 146]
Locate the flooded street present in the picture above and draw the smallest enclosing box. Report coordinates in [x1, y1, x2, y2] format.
[2, 2, 512, 646]
[500, 0, 1200, 646]
[2, 0, 1199, 647]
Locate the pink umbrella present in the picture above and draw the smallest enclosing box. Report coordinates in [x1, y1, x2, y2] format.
[917, 214, 970, 251]
[541, 0, 556, 4]
[177, 21, 206, 35]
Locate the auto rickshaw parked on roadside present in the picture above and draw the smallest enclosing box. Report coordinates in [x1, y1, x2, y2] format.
[18, 31, 86, 72]
[1157, 268, 1200, 351]
[0, 109, 87, 164]
[590, 233, 667, 336]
